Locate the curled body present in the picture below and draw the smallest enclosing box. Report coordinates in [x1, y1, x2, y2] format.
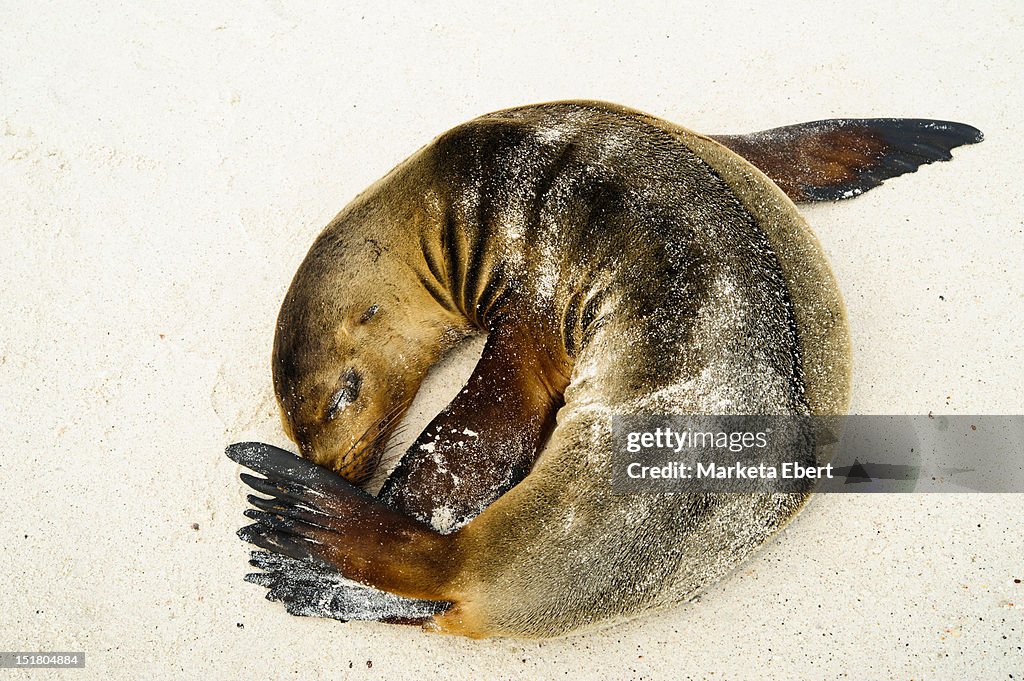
[230, 101, 980, 638]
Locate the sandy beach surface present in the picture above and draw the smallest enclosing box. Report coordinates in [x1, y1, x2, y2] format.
[2, 2, 1021, 679]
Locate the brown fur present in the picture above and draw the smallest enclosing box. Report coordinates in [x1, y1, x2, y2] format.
[232, 101, 978, 637]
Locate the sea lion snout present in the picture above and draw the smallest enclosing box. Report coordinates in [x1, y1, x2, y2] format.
[272, 288, 432, 482]
[291, 372, 410, 484]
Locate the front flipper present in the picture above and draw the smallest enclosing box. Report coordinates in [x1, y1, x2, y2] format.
[227, 442, 457, 619]
[378, 323, 568, 533]
[711, 118, 983, 203]
[245, 551, 448, 624]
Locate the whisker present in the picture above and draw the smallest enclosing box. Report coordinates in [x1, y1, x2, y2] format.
[336, 395, 415, 472]
[338, 399, 407, 462]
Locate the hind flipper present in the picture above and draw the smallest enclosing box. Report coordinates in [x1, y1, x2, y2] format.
[227, 442, 459, 604]
[245, 551, 449, 624]
[711, 118, 983, 203]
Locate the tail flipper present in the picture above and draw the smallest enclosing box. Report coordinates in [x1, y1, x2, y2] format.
[711, 118, 983, 203]
[226, 442, 456, 620]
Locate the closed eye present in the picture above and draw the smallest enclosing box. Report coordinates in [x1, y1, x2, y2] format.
[359, 304, 380, 324]
[325, 370, 362, 420]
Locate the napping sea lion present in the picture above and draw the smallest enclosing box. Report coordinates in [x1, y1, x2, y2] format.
[226, 101, 981, 638]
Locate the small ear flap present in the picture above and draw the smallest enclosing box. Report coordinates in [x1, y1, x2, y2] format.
[711, 118, 983, 203]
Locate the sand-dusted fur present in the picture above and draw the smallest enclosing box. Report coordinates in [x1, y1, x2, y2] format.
[232, 101, 979, 638]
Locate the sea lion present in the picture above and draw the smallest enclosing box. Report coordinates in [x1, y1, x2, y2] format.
[227, 101, 981, 638]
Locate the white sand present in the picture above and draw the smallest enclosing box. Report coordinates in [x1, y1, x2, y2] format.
[1, 2, 1021, 678]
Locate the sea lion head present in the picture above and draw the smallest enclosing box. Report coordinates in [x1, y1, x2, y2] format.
[270, 208, 445, 483]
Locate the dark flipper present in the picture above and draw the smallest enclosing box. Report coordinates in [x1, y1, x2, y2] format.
[379, 323, 565, 533]
[244, 551, 448, 624]
[226, 442, 455, 621]
[711, 118, 983, 203]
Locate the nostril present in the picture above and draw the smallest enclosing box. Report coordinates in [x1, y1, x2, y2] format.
[325, 368, 362, 420]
